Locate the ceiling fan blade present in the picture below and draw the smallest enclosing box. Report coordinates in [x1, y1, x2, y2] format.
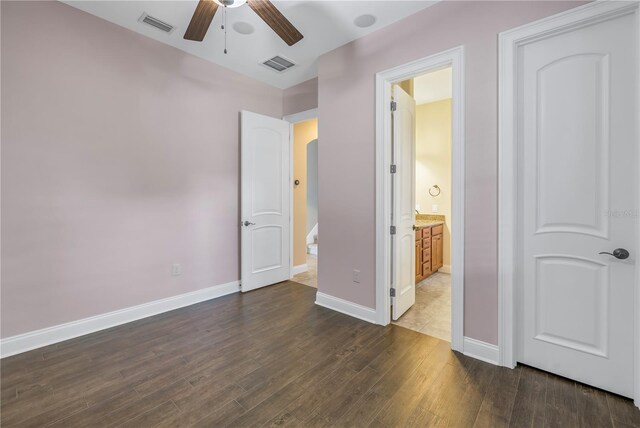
[247, 0, 303, 46]
[184, 0, 219, 41]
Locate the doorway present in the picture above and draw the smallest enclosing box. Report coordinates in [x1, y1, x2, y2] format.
[375, 47, 465, 352]
[390, 69, 453, 342]
[284, 109, 319, 288]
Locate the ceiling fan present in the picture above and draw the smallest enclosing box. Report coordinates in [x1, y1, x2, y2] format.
[183, 0, 304, 47]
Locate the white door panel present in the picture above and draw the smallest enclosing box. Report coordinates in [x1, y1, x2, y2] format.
[241, 111, 291, 292]
[392, 86, 416, 320]
[518, 12, 636, 397]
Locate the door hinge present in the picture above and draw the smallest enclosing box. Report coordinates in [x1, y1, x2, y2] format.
[390, 226, 396, 235]
[390, 101, 397, 112]
[390, 288, 396, 297]
[390, 164, 397, 174]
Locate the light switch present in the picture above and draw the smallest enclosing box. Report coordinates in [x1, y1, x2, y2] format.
[432, 204, 439, 213]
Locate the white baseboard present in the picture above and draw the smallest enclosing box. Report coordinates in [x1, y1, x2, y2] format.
[440, 264, 451, 274]
[0, 280, 240, 358]
[292, 264, 308, 276]
[463, 336, 499, 366]
[315, 292, 377, 324]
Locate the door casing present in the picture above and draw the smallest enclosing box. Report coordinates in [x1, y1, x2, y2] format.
[283, 108, 318, 279]
[375, 46, 465, 353]
[497, 0, 640, 407]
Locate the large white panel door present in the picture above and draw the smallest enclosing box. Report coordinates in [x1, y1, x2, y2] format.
[241, 111, 291, 292]
[392, 85, 416, 320]
[518, 12, 637, 397]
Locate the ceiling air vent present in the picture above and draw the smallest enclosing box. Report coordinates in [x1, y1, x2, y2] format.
[139, 13, 175, 34]
[262, 56, 296, 72]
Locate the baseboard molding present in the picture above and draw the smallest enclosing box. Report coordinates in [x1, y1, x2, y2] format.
[315, 292, 377, 324]
[440, 264, 451, 274]
[0, 280, 240, 358]
[292, 264, 308, 276]
[463, 337, 500, 366]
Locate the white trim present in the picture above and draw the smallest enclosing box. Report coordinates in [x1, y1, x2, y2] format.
[375, 46, 465, 353]
[292, 264, 308, 276]
[439, 264, 451, 274]
[283, 108, 318, 124]
[497, 0, 639, 406]
[288, 122, 294, 282]
[636, 1, 640, 409]
[0, 281, 240, 358]
[315, 292, 377, 324]
[463, 337, 499, 366]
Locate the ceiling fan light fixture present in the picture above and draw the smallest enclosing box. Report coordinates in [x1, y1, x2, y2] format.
[214, 0, 247, 9]
[233, 21, 255, 35]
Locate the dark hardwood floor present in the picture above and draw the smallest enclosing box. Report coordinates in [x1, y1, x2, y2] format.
[2, 281, 639, 427]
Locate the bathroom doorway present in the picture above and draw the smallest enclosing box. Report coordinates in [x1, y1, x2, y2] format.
[375, 47, 465, 351]
[390, 67, 453, 342]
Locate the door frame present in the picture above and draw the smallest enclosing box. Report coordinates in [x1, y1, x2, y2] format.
[283, 108, 318, 279]
[497, 0, 640, 406]
[375, 46, 465, 352]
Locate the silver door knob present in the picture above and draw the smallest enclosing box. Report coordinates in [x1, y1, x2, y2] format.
[599, 248, 630, 260]
[243, 221, 255, 227]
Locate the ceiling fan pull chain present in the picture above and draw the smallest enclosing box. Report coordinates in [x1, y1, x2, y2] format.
[223, 6, 228, 54]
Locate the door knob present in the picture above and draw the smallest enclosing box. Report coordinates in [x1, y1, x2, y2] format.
[243, 221, 255, 227]
[599, 248, 630, 260]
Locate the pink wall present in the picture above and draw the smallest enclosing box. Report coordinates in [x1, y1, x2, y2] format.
[283, 77, 318, 116]
[317, 1, 584, 344]
[1, 1, 283, 338]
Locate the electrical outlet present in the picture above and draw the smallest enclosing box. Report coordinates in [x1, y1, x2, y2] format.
[352, 269, 361, 283]
[431, 204, 439, 213]
[172, 263, 182, 276]
[415, 204, 420, 212]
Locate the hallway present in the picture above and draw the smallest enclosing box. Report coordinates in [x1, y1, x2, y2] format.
[292, 254, 317, 288]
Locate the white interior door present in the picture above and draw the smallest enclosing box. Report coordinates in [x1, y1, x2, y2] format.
[392, 85, 416, 320]
[241, 111, 291, 292]
[517, 11, 637, 397]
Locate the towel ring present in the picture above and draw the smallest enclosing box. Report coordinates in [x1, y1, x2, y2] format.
[429, 185, 441, 197]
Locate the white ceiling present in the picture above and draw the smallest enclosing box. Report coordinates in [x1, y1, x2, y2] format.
[413, 66, 452, 105]
[62, 1, 437, 89]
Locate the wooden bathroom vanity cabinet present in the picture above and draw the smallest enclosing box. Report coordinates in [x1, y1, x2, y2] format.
[415, 222, 444, 282]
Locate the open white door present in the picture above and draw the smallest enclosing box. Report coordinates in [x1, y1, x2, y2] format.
[391, 85, 416, 320]
[240, 111, 291, 292]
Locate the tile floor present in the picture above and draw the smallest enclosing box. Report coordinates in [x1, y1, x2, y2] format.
[292, 254, 317, 288]
[392, 272, 451, 342]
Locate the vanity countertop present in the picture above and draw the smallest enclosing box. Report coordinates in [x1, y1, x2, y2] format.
[415, 219, 444, 229]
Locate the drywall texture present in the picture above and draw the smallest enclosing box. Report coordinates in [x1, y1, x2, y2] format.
[416, 99, 452, 270]
[317, 1, 584, 344]
[283, 77, 318, 116]
[293, 119, 318, 267]
[1, 1, 283, 338]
